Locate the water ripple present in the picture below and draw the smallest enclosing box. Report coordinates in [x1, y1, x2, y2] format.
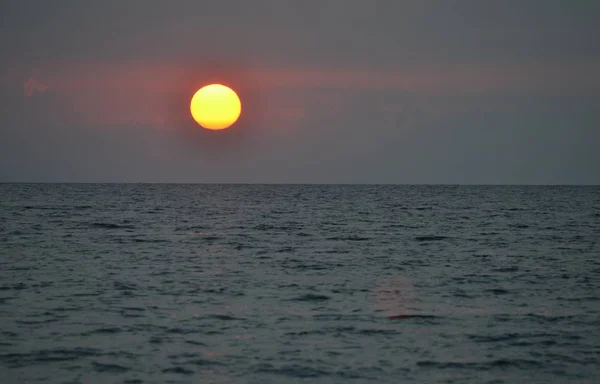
[1, 184, 598, 383]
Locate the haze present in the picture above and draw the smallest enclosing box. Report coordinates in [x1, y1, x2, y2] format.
[1, 0, 599, 184]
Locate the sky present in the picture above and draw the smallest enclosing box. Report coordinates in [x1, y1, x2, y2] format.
[1, 0, 599, 184]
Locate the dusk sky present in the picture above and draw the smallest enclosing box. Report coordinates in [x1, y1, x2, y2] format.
[1, 0, 599, 184]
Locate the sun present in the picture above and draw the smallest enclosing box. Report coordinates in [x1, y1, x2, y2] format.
[190, 84, 241, 130]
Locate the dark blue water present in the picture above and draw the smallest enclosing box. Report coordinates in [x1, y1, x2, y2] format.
[1, 184, 599, 383]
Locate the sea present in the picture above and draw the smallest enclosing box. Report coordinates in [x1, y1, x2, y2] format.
[1, 184, 599, 383]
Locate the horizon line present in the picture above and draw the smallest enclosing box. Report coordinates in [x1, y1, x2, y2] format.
[1, 182, 599, 187]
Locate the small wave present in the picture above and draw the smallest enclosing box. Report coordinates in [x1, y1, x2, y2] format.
[288, 263, 329, 271]
[253, 363, 330, 378]
[16, 318, 61, 325]
[22, 205, 57, 210]
[322, 250, 350, 256]
[416, 358, 543, 369]
[203, 287, 228, 294]
[84, 327, 123, 335]
[277, 246, 294, 253]
[120, 306, 145, 312]
[526, 313, 576, 322]
[557, 296, 599, 302]
[174, 225, 206, 232]
[511, 339, 557, 347]
[120, 311, 144, 318]
[178, 232, 224, 242]
[184, 340, 207, 346]
[9, 266, 35, 271]
[485, 288, 510, 295]
[414, 235, 448, 241]
[149, 336, 164, 344]
[311, 313, 366, 321]
[0, 348, 101, 366]
[72, 292, 99, 297]
[387, 314, 438, 320]
[114, 282, 137, 291]
[91, 222, 135, 230]
[383, 224, 407, 228]
[169, 352, 199, 359]
[284, 329, 327, 337]
[467, 332, 530, 343]
[0, 283, 27, 291]
[150, 271, 171, 277]
[186, 358, 225, 366]
[92, 361, 130, 373]
[132, 238, 170, 243]
[167, 328, 196, 334]
[290, 294, 331, 302]
[254, 224, 274, 231]
[327, 235, 372, 241]
[492, 267, 518, 273]
[204, 314, 243, 321]
[358, 328, 399, 335]
[508, 224, 529, 229]
[162, 366, 194, 375]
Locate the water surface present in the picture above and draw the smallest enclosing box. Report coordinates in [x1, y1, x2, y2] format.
[1, 184, 599, 383]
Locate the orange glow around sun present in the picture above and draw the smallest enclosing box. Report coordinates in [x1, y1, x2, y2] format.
[190, 84, 241, 130]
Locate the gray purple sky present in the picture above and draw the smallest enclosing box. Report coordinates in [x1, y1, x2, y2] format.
[1, 0, 599, 183]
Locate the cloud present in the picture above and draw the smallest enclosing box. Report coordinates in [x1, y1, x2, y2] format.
[28, 58, 600, 95]
[23, 71, 48, 96]
[12, 58, 600, 131]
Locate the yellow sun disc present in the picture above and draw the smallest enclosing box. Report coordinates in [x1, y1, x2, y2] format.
[190, 84, 241, 130]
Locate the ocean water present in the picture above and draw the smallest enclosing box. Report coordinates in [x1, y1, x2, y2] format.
[1, 184, 599, 383]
